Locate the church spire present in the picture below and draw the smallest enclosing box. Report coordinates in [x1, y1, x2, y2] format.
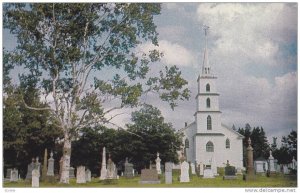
[202, 25, 212, 76]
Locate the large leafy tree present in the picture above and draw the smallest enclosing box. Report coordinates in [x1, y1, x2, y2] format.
[4, 3, 189, 183]
[126, 104, 183, 171]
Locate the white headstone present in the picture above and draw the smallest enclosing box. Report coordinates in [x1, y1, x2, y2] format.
[156, 152, 161, 174]
[211, 157, 218, 176]
[165, 162, 173, 184]
[268, 151, 276, 172]
[254, 160, 267, 173]
[85, 169, 91, 182]
[107, 157, 117, 179]
[236, 167, 243, 175]
[76, 166, 86, 183]
[180, 161, 190, 182]
[200, 162, 204, 176]
[32, 169, 39, 187]
[292, 157, 297, 170]
[10, 168, 18, 182]
[283, 165, 289, 174]
[100, 147, 107, 180]
[203, 168, 214, 178]
[47, 151, 55, 176]
[190, 163, 196, 175]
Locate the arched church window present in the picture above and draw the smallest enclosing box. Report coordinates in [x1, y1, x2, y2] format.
[206, 84, 210, 92]
[207, 115, 212, 130]
[206, 98, 211, 108]
[185, 138, 189, 148]
[226, 138, 230, 149]
[206, 141, 214, 152]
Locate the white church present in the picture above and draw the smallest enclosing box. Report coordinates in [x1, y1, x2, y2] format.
[180, 27, 244, 175]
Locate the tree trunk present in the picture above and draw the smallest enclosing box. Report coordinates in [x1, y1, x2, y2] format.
[60, 135, 71, 184]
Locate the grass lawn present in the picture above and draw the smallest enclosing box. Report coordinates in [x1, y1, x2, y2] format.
[3, 172, 297, 188]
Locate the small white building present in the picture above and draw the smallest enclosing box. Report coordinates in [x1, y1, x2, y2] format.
[179, 27, 244, 174]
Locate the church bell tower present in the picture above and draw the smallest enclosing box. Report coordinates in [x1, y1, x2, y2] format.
[195, 26, 222, 134]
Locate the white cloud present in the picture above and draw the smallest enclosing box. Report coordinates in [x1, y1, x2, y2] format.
[138, 40, 196, 67]
[196, 3, 296, 67]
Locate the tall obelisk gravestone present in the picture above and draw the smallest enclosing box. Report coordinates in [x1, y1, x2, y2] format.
[246, 138, 255, 180]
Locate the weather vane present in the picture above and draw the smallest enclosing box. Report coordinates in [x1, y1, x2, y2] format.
[203, 25, 210, 36]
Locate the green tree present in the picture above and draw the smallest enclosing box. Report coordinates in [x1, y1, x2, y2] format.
[273, 130, 297, 164]
[3, 82, 62, 178]
[4, 3, 189, 183]
[126, 104, 183, 171]
[238, 124, 269, 166]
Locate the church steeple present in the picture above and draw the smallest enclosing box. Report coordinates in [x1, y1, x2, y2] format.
[201, 25, 212, 76]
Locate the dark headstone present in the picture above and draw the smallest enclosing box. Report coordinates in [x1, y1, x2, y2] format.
[223, 164, 237, 180]
[69, 167, 75, 178]
[139, 169, 160, 184]
[6, 168, 12, 179]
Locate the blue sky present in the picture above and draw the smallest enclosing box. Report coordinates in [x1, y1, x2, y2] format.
[3, 3, 298, 144]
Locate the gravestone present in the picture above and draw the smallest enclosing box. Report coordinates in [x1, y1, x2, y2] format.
[76, 166, 86, 183]
[180, 161, 190, 182]
[6, 168, 12, 179]
[199, 162, 204, 176]
[42, 149, 48, 181]
[10, 168, 18, 182]
[124, 157, 134, 178]
[268, 150, 276, 173]
[106, 154, 117, 179]
[203, 165, 214, 178]
[139, 169, 160, 184]
[254, 158, 267, 173]
[155, 152, 161, 174]
[47, 151, 55, 176]
[35, 157, 41, 176]
[245, 138, 255, 180]
[26, 158, 35, 181]
[292, 157, 297, 170]
[85, 169, 91, 182]
[100, 147, 107, 180]
[190, 163, 196, 175]
[223, 161, 237, 180]
[32, 169, 39, 187]
[283, 165, 289, 174]
[69, 167, 75, 178]
[236, 167, 243, 175]
[46, 151, 55, 183]
[165, 162, 173, 184]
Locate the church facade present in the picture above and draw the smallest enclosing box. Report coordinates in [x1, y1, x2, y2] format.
[180, 27, 244, 174]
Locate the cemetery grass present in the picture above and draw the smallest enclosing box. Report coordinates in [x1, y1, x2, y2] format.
[4, 173, 296, 188]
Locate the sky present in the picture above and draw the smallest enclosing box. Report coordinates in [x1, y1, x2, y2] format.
[135, 2, 298, 143]
[3, 3, 298, 144]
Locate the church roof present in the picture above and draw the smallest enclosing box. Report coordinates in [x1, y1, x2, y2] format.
[178, 121, 196, 132]
[179, 122, 244, 139]
[221, 123, 244, 139]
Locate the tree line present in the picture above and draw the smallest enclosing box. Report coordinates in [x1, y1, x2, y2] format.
[237, 123, 297, 167]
